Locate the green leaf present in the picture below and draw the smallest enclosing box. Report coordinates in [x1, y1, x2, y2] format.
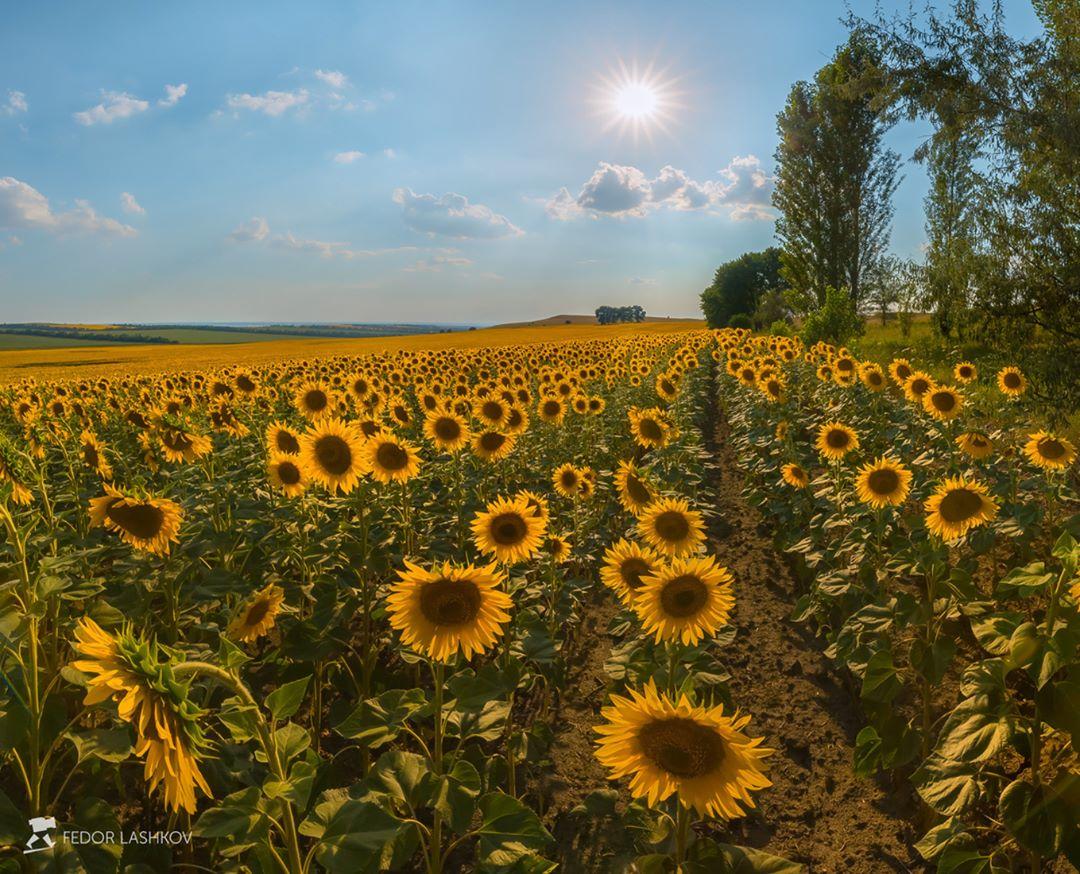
[910, 635, 956, 684]
[217, 636, 252, 669]
[913, 755, 980, 816]
[914, 817, 968, 862]
[1000, 778, 1071, 857]
[1039, 679, 1080, 751]
[66, 727, 133, 764]
[476, 792, 552, 862]
[970, 613, 1023, 656]
[193, 787, 265, 839]
[860, 650, 902, 703]
[333, 687, 425, 747]
[373, 750, 433, 810]
[449, 662, 520, 711]
[436, 759, 482, 835]
[264, 759, 318, 810]
[934, 695, 1016, 763]
[265, 675, 310, 721]
[996, 562, 1054, 599]
[273, 722, 311, 763]
[703, 843, 804, 873]
[315, 799, 403, 874]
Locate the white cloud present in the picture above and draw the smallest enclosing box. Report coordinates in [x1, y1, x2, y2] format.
[0, 177, 137, 237]
[158, 83, 187, 107]
[629, 276, 657, 286]
[227, 216, 422, 260]
[74, 91, 150, 126]
[403, 252, 473, 272]
[546, 156, 775, 221]
[383, 148, 397, 159]
[225, 89, 309, 117]
[392, 188, 523, 240]
[314, 69, 348, 89]
[227, 216, 270, 243]
[333, 150, 365, 164]
[4, 90, 27, 115]
[120, 192, 145, 215]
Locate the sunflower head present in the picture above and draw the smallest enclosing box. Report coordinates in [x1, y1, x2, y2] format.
[815, 422, 859, 461]
[365, 431, 423, 483]
[425, 410, 471, 452]
[781, 463, 809, 489]
[1023, 431, 1076, 471]
[471, 495, 547, 564]
[924, 476, 999, 542]
[615, 460, 655, 515]
[997, 366, 1026, 397]
[634, 555, 734, 645]
[855, 456, 912, 508]
[268, 453, 307, 497]
[552, 462, 582, 498]
[601, 539, 663, 606]
[924, 386, 963, 421]
[954, 362, 977, 383]
[472, 429, 517, 462]
[957, 431, 994, 460]
[299, 417, 367, 494]
[88, 486, 183, 556]
[266, 421, 301, 455]
[637, 497, 707, 557]
[294, 382, 336, 420]
[228, 584, 285, 642]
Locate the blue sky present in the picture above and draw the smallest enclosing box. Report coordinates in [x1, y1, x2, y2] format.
[0, 1, 1042, 324]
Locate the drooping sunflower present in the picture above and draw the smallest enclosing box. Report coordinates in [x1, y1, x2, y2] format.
[542, 534, 572, 564]
[552, 462, 583, 498]
[424, 410, 470, 452]
[997, 366, 1026, 398]
[268, 453, 307, 497]
[601, 539, 663, 606]
[89, 485, 183, 556]
[957, 431, 994, 460]
[71, 618, 210, 814]
[472, 429, 517, 462]
[471, 495, 547, 564]
[228, 584, 285, 642]
[855, 456, 912, 508]
[79, 430, 113, 479]
[1023, 431, 1076, 471]
[615, 460, 655, 515]
[815, 422, 859, 461]
[636, 497, 707, 557]
[298, 417, 367, 494]
[594, 680, 772, 818]
[954, 362, 977, 383]
[266, 421, 301, 455]
[923, 385, 963, 421]
[387, 560, 512, 661]
[634, 555, 734, 645]
[781, 463, 809, 489]
[364, 431, 423, 483]
[294, 382, 336, 420]
[924, 476, 998, 541]
[159, 427, 213, 464]
[514, 489, 550, 523]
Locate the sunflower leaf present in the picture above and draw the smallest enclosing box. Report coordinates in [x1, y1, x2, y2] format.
[265, 675, 310, 721]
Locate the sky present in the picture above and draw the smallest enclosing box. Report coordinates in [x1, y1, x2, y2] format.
[0, 1, 1044, 325]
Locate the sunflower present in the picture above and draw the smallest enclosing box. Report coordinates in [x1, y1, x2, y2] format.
[954, 362, 977, 383]
[424, 410, 470, 452]
[159, 427, 213, 464]
[997, 366, 1026, 397]
[594, 681, 771, 818]
[471, 495, 547, 564]
[537, 396, 566, 425]
[294, 382, 335, 420]
[923, 386, 963, 421]
[299, 417, 367, 494]
[364, 431, 423, 483]
[957, 431, 994, 460]
[903, 372, 935, 403]
[634, 555, 734, 645]
[924, 476, 998, 541]
[859, 363, 886, 391]
[601, 539, 663, 606]
[615, 460, 655, 515]
[79, 430, 113, 479]
[552, 462, 582, 498]
[542, 534, 572, 563]
[774, 421, 789, 441]
[1023, 431, 1076, 471]
[228, 584, 285, 642]
[266, 421, 301, 455]
[888, 358, 913, 386]
[71, 618, 210, 814]
[514, 489, 550, 523]
[855, 456, 912, 508]
[815, 422, 859, 461]
[781, 463, 809, 489]
[387, 560, 512, 661]
[629, 408, 672, 450]
[474, 397, 509, 428]
[89, 485, 183, 556]
[637, 497, 707, 557]
[472, 429, 517, 462]
[268, 453, 307, 497]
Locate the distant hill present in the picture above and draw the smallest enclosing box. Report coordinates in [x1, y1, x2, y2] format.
[492, 314, 696, 329]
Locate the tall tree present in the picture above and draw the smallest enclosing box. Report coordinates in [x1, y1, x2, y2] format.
[773, 32, 901, 312]
[700, 247, 787, 328]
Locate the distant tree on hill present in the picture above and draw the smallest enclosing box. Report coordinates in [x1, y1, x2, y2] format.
[595, 305, 646, 324]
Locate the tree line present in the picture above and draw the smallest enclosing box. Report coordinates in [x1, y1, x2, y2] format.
[595, 305, 646, 324]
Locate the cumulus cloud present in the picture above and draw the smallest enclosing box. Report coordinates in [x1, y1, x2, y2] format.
[0, 177, 137, 237]
[226, 89, 309, 117]
[333, 150, 365, 164]
[74, 91, 150, 126]
[392, 188, 523, 240]
[158, 83, 187, 107]
[4, 90, 27, 115]
[227, 216, 421, 260]
[314, 69, 348, 89]
[546, 156, 775, 221]
[120, 192, 145, 215]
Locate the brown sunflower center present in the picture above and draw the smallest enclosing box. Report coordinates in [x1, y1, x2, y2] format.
[304, 390, 328, 412]
[314, 435, 352, 475]
[82, 444, 99, 466]
[638, 717, 725, 779]
[825, 429, 850, 449]
[931, 391, 956, 412]
[896, 364, 912, 380]
[959, 366, 973, 378]
[867, 468, 900, 495]
[939, 488, 984, 523]
[653, 510, 691, 543]
[620, 558, 651, 590]
[482, 400, 503, 421]
[162, 430, 193, 451]
[660, 574, 709, 618]
[480, 432, 507, 452]
[626, 473, 652, 506]
[236, 375, 256, 393]
[244, 597, 273, 626]
[560, 470, 578, 488]
[1003, 372, 1021, 388]
[490, 512, 527, 546]
[638, 418, 664, 442]
[277, 461, 302, 485]
[910, 378, 931, 396]
[542, 400, 561, 417]
[434, 417, 461, 441]
[275, 430, 300, 454]
[1037, 437, 1066, 459]
[107, 501, 165, 540]
[420, 578, 481, 626]
[375, 441, 409, 471]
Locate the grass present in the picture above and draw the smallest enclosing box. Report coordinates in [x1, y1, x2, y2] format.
[0, 319, 705, 383]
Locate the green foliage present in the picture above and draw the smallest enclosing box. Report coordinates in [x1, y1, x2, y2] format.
[699, 248, 786, 328]
[799, 286, 864, 346]
[727, 313, 753, 330]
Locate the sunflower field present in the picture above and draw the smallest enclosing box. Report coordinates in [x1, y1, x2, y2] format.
[0, 327, 1076, 873]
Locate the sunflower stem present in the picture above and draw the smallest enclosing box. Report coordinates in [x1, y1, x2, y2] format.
[673, 802, 691, 870]
[429, 659, 446, 873]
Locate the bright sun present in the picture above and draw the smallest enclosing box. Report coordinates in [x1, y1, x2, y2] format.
[593, 59, 682, 141]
